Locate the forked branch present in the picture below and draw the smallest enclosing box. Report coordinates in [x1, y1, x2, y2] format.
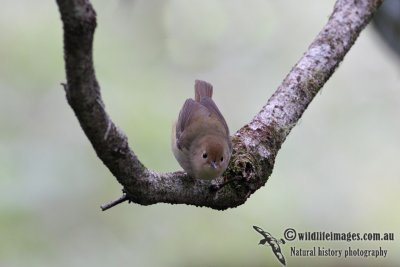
[55, 0, 382, 210]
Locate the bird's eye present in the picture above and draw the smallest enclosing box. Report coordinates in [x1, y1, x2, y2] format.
[202, 153, 208, 159]
[220, 157, 224, 162]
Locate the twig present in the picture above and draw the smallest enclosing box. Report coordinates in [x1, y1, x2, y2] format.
[100, 194, 129, 211]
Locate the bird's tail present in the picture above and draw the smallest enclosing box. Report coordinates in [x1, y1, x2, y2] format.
[195, 79, 213, 102]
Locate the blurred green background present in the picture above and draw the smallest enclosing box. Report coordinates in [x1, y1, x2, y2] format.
[0, 0, 399, 266]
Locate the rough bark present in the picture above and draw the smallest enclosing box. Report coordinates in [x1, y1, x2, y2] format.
[55, 0, 383, 210]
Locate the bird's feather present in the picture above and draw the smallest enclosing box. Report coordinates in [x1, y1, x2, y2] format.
[199, 97, 230, 137]
[176, 99, 201, 149]
[195, 80, 213, 102]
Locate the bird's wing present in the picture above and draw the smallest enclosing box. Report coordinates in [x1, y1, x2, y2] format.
[253, 226, 269, 238]
[275, 252, 286, 266]
[269, 241, 286, 265]
[175, 99, 207, 150]
[272, 248, 286, 266]
[195, 79, 228, 136]
[199, 97, 230, 137]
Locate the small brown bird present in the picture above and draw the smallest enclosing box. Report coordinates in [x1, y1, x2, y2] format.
[172, 80, 232, 180]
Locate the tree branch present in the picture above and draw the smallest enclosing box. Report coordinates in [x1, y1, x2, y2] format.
[56, 0, 382, 210]
[100, 192, 129, 211]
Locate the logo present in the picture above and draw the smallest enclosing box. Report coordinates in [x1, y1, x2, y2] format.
[253, 226, 286, 265]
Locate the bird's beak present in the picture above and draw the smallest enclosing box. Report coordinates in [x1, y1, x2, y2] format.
[210, 161, 217, 169]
